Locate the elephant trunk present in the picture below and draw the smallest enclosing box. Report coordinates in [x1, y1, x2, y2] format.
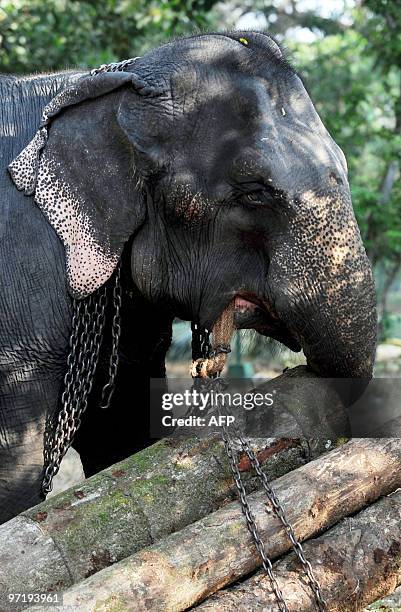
[299, 267, 377, 380]
[301, 266, 376, 408]
[269, 190, 377, 382]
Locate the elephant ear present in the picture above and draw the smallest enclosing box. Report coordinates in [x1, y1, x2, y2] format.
[8, 71, 156, 299]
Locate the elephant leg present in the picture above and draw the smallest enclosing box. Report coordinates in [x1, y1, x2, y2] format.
[0, 369, 63, 525]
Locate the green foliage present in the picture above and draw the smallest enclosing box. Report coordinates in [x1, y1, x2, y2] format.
[0, 0, 217, 73]
[362, 0, 401, 74]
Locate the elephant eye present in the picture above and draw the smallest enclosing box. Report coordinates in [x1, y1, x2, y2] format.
[243, 189, 277, 206]
[236, 183, 283, 207]
[245, 192, 264, 204]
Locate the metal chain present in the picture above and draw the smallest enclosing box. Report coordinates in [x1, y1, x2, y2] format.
[218, 376, 326, 610]
[42, 288, 107, 495]
[90, 56, 140, 76]
[100, 261, 122, 409]
[219, 403, 288, 611]
[42, 56, 140, 496]
[192, 328, 326, 611]
[235, 432, 327, 611]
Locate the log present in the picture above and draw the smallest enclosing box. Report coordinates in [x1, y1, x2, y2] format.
[196, 490, 401, 611]
[246, 365, 350, 440]
[0, 363, 342, 609]
[0, 433, 317, 610]
[23, 438, 401, 612]
[366, 585, 401, 610]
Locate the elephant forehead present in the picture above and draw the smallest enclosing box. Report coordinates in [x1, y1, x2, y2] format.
[167, 64, 305, 130]
[165, 76, 345, 184]
[167, 68, 265, 125]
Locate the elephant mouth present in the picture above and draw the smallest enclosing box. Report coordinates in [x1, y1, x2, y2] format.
[233, 294, 302, 353]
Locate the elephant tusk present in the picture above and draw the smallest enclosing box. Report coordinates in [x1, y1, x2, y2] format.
[190, 301, 235, 378]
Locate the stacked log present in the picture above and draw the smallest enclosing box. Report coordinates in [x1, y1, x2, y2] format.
[197, 489, 401, 611]
[0, 364, 341, 608]
[21, 438, 401, 612]
[0, 434, 318, 610]
[2, 366, 401, 611]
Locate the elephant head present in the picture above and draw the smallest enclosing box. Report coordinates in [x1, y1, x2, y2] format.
[9, 31, 377, 383]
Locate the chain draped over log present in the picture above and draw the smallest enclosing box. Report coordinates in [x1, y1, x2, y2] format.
[0, 434, 322, 610]
[20, 438, 401, 612]
[197, 489, 401, 611]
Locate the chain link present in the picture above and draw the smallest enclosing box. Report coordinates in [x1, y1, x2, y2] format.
[191, 328, 326, 612]
[100, 260, 122, 409]
[42, 289, 107, 495]
[90, 57, 140, 76]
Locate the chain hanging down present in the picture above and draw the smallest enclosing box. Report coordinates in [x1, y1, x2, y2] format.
[100, 261, 122, 409]
[43, 262, 123, 496]
[191, 323, 326, 612]
[42, 56, 141, 497]
[42, 287, 107, 496]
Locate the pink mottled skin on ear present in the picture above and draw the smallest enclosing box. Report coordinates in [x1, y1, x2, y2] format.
[34, 154, 117, 297]
[9, 143, 115, 298]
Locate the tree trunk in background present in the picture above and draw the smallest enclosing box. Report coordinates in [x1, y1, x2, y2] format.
[375, 154, 400, 331]
[379, 159, 399, 206]
[378, 258, 401, 336]
[369, 78, 401, 335]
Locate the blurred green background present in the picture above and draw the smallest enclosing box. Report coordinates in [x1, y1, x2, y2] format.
[1, 0, 400, 373]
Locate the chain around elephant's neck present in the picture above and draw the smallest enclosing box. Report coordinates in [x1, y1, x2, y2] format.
[89, 56, 140, 76]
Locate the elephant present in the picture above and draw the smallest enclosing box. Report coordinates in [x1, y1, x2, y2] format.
[0, 30, 377, 525]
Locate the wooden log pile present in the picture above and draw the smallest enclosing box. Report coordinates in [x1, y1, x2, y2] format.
[197, 489, 401, 611]
[1, 369, 401, 611]
[0, 435, 322, 610]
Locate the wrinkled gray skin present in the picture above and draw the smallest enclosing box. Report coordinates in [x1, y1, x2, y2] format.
[0, 31, 377, 524]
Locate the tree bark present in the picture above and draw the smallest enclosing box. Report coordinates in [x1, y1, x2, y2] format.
[379, 159, 399, 206]
[366, 584, 401, 610]
[196, 490, 401, 611]
[0, 364, 344, 609]
[24, 438, 401, 612]
[378, 258, 401, 329]
[0, 433, 317, 610]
